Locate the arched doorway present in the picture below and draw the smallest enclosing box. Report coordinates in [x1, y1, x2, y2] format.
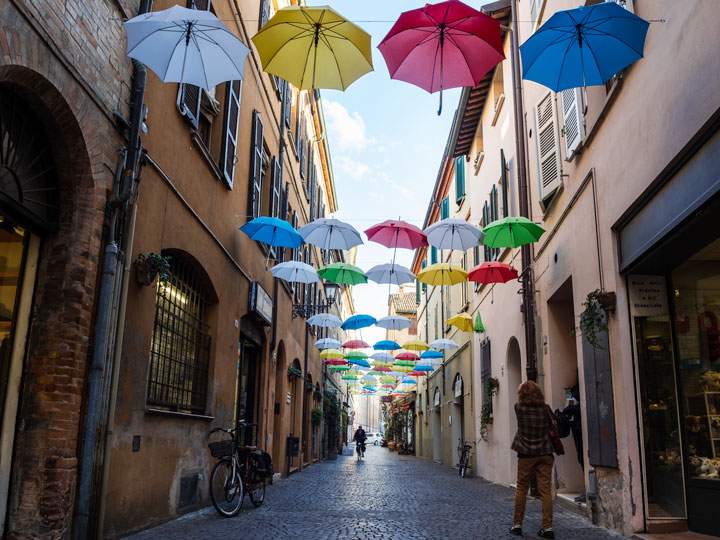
[432, 387, 442, 462]
[271, 342, 286, 468]
[451, 374, 464, 466]
[507, 337, 522, 482]
[302, 372, 313, 467]
[288, 358, 302, 473]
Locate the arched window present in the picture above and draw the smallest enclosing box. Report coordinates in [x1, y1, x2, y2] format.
[147, 252, 214, 414]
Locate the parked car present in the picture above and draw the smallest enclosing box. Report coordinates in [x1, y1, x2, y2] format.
[366, 432, 382, 446]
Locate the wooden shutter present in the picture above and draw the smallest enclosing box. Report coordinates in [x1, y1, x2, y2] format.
[441, 196, 449, 220]
[189, 0, 210, 9]
[295, 94, 303, 153]
[180, 0, 210, 127]
[317, 187, 324, 218]
[421, 260, 427, 291]
[270, 157, 281, 218]
[500, 149, 509, 218]
[249, 110, 264, 219]
[535, 92, 562, 202]
[306, 140, 314, 193]
[284, 82, 292, 127]
[480, 338, 491, 380]
[431, 246, 437, 265]
[310, 171, 316, 221]
[283, 182, 290, 221]
[416, 279, 421, 303]
[561, 87, 584, 160]
[483, 202, 491, 261]
[259, 0, 270, 30]
[219, 80, 242, 189]
[299, 112, 306, 177]
[455, 156, 465, 203]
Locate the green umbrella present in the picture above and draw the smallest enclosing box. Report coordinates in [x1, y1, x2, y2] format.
[345, 351, 369, 360]
[474, 312, 485, 333]
[328, 364, 350, 371]
[482, 217, 545, 249]
[318, 262, 367, 285]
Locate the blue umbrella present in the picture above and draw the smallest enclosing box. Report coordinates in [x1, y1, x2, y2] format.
[239, 216, 305, 248]
[348, 358, 371, 368]
[414, 363, 435, 372]
[520, 2, 649, 92]
[341, 314, 377, 330]
[374, 340, 401, 351]
[420, 350, 444, 359]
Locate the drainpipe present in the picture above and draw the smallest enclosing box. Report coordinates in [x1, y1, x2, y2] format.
[509, 0, 538, 382]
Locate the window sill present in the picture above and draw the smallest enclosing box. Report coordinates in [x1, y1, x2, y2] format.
[190, 131, 223, 184]
[146, 407, 215, 421]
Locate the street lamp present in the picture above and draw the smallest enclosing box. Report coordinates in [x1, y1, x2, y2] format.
[292, 281, 340, 318]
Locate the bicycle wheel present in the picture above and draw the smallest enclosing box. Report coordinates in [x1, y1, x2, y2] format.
[249, 480, 266, 507]
[460, 453, 468, 478]
[210, 459, 243, 517]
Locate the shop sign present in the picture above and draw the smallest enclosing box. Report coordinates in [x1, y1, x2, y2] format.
[628, 275, 667, 317]
[249, 281, 273, 325]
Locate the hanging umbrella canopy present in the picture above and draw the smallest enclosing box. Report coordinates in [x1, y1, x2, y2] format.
[348, 358, 371, 368]
[341, 314, 377, 330]
[393, 364, 413, 372]
[424, 218, 484, 251]
[298, 218, 363, 250]
[413, 364, 435, 372]
[318, 262, 367, 285]
[446, 313, 474, 333]
[395, 351, 420, 361]
[341, 374, 359, 380]
[270, 261, 319, 283]
[343, 339, 370, 349]
[345, 351, 369, 360]
[371, 352, 395, 362]
[402, 339, 429, 352]
[373, 340, 401, 351]
[328, 364, 350, 371]
[387, 371, 405, 377]
[320, 348, 344, 359]
[324, 358, 348, 366]
[469, 261, 518, 284]
[375, 316, 412, 331]
[408, 370, 428, 377]
[124, 5, 251, 90]
[239, 216, 304, 248]
[421, 350, 444, 359]
[361, 374, 377, 381]
[474, 311, 485, 333]
[520, 2, 650, 92]
[381, 383, 396, 388]
[430, 338, 459, 350]
[251, 6, 373, 90]
[380, 376, 397, 382]
[307, 313, 342, 327]
[315, 338, 342, 350]
[366, 263, 416, 285]
[364, 220, 428, 249]
[371, 366, 392, 372]
[400, 377, 417, 385]
[417, 263, 468, 286]
[482, 217, 546, 249]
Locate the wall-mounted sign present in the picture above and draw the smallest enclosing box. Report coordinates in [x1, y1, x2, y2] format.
[249, 281, 273, 325]
[286, 392, 291, 404]
[628, 275, 667, 317]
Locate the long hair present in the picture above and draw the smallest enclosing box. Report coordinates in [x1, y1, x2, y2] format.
[517, 380, 545, 406]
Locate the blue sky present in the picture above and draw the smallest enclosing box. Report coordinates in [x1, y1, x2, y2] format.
[309, 0, 467, 344]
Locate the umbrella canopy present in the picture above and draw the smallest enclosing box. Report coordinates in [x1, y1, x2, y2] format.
[361, 374, 377, 381]
[270, 260, 319, 283]
[298, 218, 363, 250]
[424, 218, 484, 251]
[366, 263, 416, 285]
[474, 311, 485, 333]
[342, 339, 370, 349]
[417, 263, 468, 286]
[348, 358, 371, 368]
[421, 350, 444, 359]
[413, 364, 435, 372]
[371, 366, 392, 372]
[320, 349, 344, 359]
[402, 339, 430, 352]
[324, 358, 348, 366]
[393, 364, 414, 372]
[520, 2, 650, 92]
[239, 216, 304, 248]
[341, 314, 377, 330]
[364, 220, 428, 249]
[378, 0, 504, 113]
[482, 217, 546, 249]
[345, 351, 369, 360]
[430, 338, 459, 350]
[446, 313, 474, 332]
[342, 374, 359, 380]
[371, 352, 395, 363]
[400, 377, 417, 385]
[251, 6, 373, 90]
[124, 5, 251, 90]
[318, 262, 367, 285]
[395, 351, 419, 361]
[307, 313, 342, 327]
[408, 370, 428, 377]
[468, 261, 518, 284]
[375, 315, 412, 331]
[314, 338, 342, 350]
[373, 340, 401, 351]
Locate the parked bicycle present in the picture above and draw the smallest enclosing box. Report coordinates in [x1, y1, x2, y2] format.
[207, 419, 273, 517]
[457, 439, 473, 478]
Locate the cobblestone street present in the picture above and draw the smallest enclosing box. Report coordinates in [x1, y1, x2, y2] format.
[124, 446, 623, 540]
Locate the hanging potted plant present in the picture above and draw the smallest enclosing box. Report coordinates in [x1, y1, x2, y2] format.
[305, 378, 314, 392]
[311, 407, 323, 427]
[287, 366, 302, 379]
[313, 388, 323, 401]
[578, 289, 611, 349]
[134, 253, 171, 287]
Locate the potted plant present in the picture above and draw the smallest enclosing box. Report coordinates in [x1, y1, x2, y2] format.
[305, 378, 313, 392]
[487, 376, 500, 390]
[311, 407, 323, 427]
[287, 366, 302, 379]
[313, 388, 323, 401]
[134, 252, 171, 287]
[578, 289, 611, 349]
[479, 401, 493, 442]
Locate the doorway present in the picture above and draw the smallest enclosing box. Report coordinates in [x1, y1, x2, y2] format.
[507, 337, 522, 482]
[271, 343, 286, 468]
[451, 374, 464, 466]
[236, 337, 260, 446]
[432, 387, 442, 462]
[289, 359, 302, 473]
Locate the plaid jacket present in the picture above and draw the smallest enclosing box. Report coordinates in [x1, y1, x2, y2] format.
[511, 403, 554, 456]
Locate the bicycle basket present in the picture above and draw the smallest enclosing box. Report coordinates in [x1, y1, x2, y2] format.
[208, 439, 233, 458]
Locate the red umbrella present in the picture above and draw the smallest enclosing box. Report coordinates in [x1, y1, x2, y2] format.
[378, 0, 504, 114]
[324, 358, 348, 366]
[408, 370, 428, 377]
[372, 366, 392, 372]
[343, 339, 370, 349]
[395, 351, 420, 361]
[468, 261, 518, 284]
[365, 220, 427, 250]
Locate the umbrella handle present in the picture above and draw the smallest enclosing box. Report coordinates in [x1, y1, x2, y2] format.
[437, 89, 442, 116]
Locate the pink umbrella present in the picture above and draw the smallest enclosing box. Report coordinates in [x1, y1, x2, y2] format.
[378, 0, 504, 114]
[343, 339, 371, 349]
[395, 351, 420, 361]
[408, 370, 428, 377]
[325, 358, 349, 366]
[365, 220, 427, 250]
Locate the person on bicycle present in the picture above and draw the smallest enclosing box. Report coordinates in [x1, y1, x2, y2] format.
[353, 425, 367, 457]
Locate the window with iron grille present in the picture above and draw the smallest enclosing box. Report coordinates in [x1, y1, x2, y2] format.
[147, 254, 213, 414]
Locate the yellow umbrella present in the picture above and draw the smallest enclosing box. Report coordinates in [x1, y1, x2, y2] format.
[403, 339, 430, 351]
[416, 263, 468, 286]
[252, 6, 373, 90]
[320, 348, 344, 359]
[446, 313, 474, 333]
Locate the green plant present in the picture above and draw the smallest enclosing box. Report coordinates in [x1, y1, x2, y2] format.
[137, 252, 172, 285]
[311, 407, 323, 427]
[577, 289, 610, 349]
[485, 377, 499, 399]
[305, 378, 313, 391]
[324, 394, 341, 451]
[287, 366, 302, 378]
[479, 401, 493, 442]
[313, 389, 323, 401]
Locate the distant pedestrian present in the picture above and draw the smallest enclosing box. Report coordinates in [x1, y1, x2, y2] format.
[510, 381, 555, 539]
[353, 425, 367, 458]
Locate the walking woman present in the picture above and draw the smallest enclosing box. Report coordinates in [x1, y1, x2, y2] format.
[510, 381, 555, 539]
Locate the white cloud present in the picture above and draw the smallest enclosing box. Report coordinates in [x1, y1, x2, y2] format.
[337, 156, 371, 180]
[323, 99, 375, 151]
[391, 184, 414, 200]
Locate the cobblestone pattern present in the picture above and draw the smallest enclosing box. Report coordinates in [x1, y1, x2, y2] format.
[124, 447, 625, 540]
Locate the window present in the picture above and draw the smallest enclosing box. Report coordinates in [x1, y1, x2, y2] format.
[147, 253, 213, 414]
[444, 285, 451, 323]
[455, 156, 465, 203]
[306, 140, 314, 196]
[461, 252, 468, 306]
[529, 0, 544, 29]
[270, 157, 282, 219]
[500, 149, 509, 218]
[560, 87, 585, 160]
[179, 0, 212, 129]
[441, 196, 449, 220]
[259, 0, 270, 30]
[310, 171, 317, 221]
[416, 279, 421, 304]
[490, 66, 505, 127]
[219, 80, 242, 189]
[421, 260, 427, 292]
[431, 246, 438, 265]
[284, 83, 292, 128]
[299, 110, 306, 175]
[534, 92, 562, 206]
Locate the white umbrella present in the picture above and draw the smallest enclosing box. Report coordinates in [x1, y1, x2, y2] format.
[124, 5, 250, 90]
[314, 338, 342, 350]
[375, 315, 412, 331]
[307, 313, 342, 327]
[270, 261, 319, 283]
[430, 338, 459, 350]
[370, 352, 394, 363]
[298, 218, 363, 251]
[361, 374, 377, 381]
[366, 263, 416, 285]
[424, 218, 484, 251]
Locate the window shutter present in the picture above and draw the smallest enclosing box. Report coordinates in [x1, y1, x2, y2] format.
[189, 0, 210, 9]
[310, 172, 316, 221]
[441, 197, 449, 220]
[317, 187, 324, 218]
[270, 157, 281, 218]
[421, 260, 427, 291]
[455, 156, 465, 203]
[299, 113, 306, 177]
[180, 0, 210, 128]
[561, 87, 585, 160]
[534, 92, 562, 202]
[490, 186, 499, 260]
[416, 279, 421, 304]
[480, 338, 491, 380]
[218, 80, 242, 189]
[259, 0, 270, 30]
[306, 141, 313, 192]
[295, 94, 303, 153]
[483, 202, 491, 261]
[430, 246, 437, 265]
[249, 110, 264, 219]
[283, 182, 290, 221]
[500, 149, 509, 218]
[529, 0, 540, 26]
[284, 82, 292, 127]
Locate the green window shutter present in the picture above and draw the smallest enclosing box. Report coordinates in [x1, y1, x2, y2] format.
[431, 246, 438, 265]
[441, 196, 449, 220]
[421, 260, 427, 291]
[455, 156, 465, 202]
[416, 279, 421, 303]
[483, 202, 491, 261]
[500, 149, 509, 218]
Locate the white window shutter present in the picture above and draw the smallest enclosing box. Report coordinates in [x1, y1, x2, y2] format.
[560, 87, 584, 160]
[534, 92, 562, 202]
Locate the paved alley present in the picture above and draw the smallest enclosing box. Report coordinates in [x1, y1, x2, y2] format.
[124, 446, 623, 540]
